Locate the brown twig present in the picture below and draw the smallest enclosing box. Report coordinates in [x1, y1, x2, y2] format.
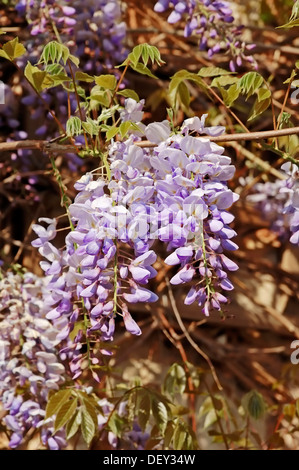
[2, 126, 299, 154]
[0, 140, 77, 153]
[136, 126, 299, 147]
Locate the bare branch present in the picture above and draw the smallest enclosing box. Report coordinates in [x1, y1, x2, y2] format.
[1, 125, 299, 154]
[0, 140, 77, 153]
[136, 126, 299, 147]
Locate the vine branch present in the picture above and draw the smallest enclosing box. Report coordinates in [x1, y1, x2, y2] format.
[1, 125, 299, 154]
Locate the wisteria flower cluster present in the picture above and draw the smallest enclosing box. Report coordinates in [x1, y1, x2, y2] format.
[15, 0, 127, 70]
[154, 0, 256, 70]
[31, 109, 239, 381]
[247, 162, 299, 245]
[0, 270, 68, 449]
[0, 1, 127, 178]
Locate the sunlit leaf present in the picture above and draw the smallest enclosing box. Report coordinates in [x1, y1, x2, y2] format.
[45, 389, 72, 419]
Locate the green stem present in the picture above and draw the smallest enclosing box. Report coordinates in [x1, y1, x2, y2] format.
[67, 59, 89, 149]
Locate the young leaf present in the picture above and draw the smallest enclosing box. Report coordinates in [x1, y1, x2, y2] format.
[163, 421, 175, 449]
[107, 412, 124, 437]
[75, 71, 94, 83]
[82, 117, 99, 136]
[151, 398, 168, 436]
[82, 398, 98, 430]
[243, 390, 266, 419]
[24, 62, 54, 92]
[277, 18, 299, 29]
[257, 88, 271, 102]
[0, 37, 26, 61]
[106, 126, 119, 141]
[81, 408, 96, 445]
[95, 74, 117, 90]
[45, 389, 72, 419]
[198, 66, 235, 77]
[173, 423, 187, 450]
[90, 85, 110, 108]
[130, 63, 157, 79]
[119, 121, 132, 138]
[163, 363, 186, 397]
[69, 54, 80, 68]
[211, 75, 239, 88]
[248, 96, 271, 121]
[238, 72, 263, 99]
[39, 41, 70, 65]
[224, 83, 240, 107]
[66, 410, 82, 440]
[178, 81, 190, 110]
[117, 89, 140, 102]
[54, 398, 78, 432]
[66, 116, 82, 137]
[137, 391, 151, 432]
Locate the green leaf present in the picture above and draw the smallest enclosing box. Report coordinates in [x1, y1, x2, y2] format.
[81, 408, 96, 445]
[137, 391, 151, 432]
[238, 72, 263, 99]
[151, 399, 168, 436]
[45, 64, 64, 75]
[163, 363, 187, 397]
[203, 409, 217, 429]
[69, 54, 80, 68]
[243, 390, 266, 419]
[75, 71, 94, 83]
[106, 126, 119, 141]
[168, 70, 208, 109]
[45, 389, 72, 419]
[94, 74, 117, 90]
[24, 62, 54, 92]
[54, 398, 78, 432]
[119, 121, 132, 138]
[248, 96, 271, 121]
[120, 44, 165, 68]
[173, 423, 187, 450]
[0, 37, 26, 61]
[117, 89, 140, 102]
[130, 62, 157, 79]
[211, 75, 239, 88]
[66, 410, 81, 440]
[224, 83, 240, 107]
[107, 412, 124, 438]
[90, 85, 110, 108]
[277, 18, 299, 29]
[284, 69, 297, 84]
[163, 421, 175, 449]
[82, 117, 99, 136]
[178, 81, 190, 109]
[66, 116, 82, 136]
[82, 398, 98, 430]
[98, 105, 121, 123]
[257, 88, 271, 102]
[198, 66, 235, 77]
[39, 41, 70, 65]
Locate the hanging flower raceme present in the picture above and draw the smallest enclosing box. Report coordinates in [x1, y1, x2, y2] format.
[153, 0, 256, 70]
[247, 162, 299, 246]
[0, 270, 68, 449]
[32, 112, 239, 378]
